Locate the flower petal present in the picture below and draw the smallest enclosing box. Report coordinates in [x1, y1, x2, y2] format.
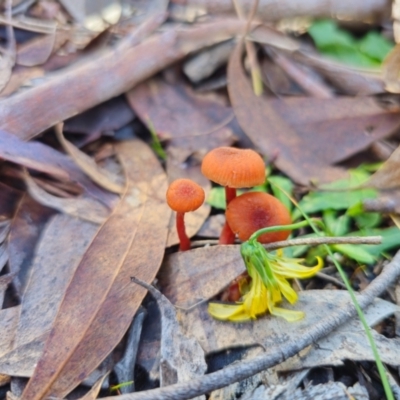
[270, 257, 323, 278]
[208, 302, 252, 321]
[276, 275, 298, 304]
[270, 305, 304, 322]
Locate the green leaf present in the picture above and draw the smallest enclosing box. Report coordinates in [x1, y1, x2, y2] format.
[268, 175, 294, 211]
[308, 19, 393, 68]
[353, 212, 382, 230]
[356, 227, 400, 258]
[323, 210, 351, 236]
[332, 244, 376, 264]
[206, 187, 227, 210]
[293, 169, 377, 220]
[359, 31, 393, 62]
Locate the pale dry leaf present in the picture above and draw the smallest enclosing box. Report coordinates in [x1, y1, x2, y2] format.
[132, 278, 206, 395]
[20, 140, 171, 400]
[24, 172, 109, 224]
[367, 144, 400, 189]
[0, 214, 99, 377]
[56, 123, 124, 194]
[180, 292, 399, 360]
[382, 43, 400, 93]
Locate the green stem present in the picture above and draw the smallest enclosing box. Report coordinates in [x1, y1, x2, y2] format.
[249, 219, 324, 242]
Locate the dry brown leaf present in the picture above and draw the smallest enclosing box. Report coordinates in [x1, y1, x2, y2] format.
[383, 44, 400, 93]
[0, 306, 20, 358]
[0, 214, 99, 378]
[56, 124, 124, 194]
[159, 245, 243, 308]
[0, 18, 254, 141]
[24, 173, 109, 224]
[0, 182, 21, 218]
[78, 374, 109, 400]
[126, 78, 236, 153]
[20, 140, 171, 400]
[228, 41, 400, 185]
[367, 144, 400, 189]
[16, 28, 57, 67]
[0, 129, 117, 207]
[132, 278, 206, 392]
[180, 292, 399, 356]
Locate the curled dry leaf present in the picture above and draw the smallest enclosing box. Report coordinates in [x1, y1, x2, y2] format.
[132, 278, 206, 394]
[159, 245, 243, 309]
[24, 172, 109, 224]
[181, 292, 399, 356]
[367, 144, 400, 189]
[228, 41, 400, 184]
[0, 129, 116, 207]
[382, 44, 400, 93]
[0, 213, 99, 377]
[20, 140, 171, 400]
[126, 78, 236, 152]
[0, 18, 253, 140]
[0, 306, 20, 358]
[7, 194, 54, 297]
[56, 123, 124, 194]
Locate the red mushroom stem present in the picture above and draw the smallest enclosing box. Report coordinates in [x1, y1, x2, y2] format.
[176, 211, 191, 251]
[219, 186, 237, 245]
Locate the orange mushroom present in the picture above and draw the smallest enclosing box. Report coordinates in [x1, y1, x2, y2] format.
[201, 147, 266, 244]
[226, 192, 292, 243]
[166, 179, 205, 251]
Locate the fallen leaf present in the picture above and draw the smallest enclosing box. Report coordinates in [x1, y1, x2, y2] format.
[0, 18, 253, 140]
[16, 28, 57, 67]
[126, 78, 236, 153]
[78, 373, 109, 400]
[56, 124, 124, 194]
[63, 96, 135, 143]
[0, 213, 99, 378]
[132, 278, 206, 395]
[20, 140, 170, 399]
[0, 306, 20, 358]
[0, 129, 117, 207]
[24, 173, 109, 224]
[159, 245, 243, 309]
[0, 182, 22, 218]
[382, 43, 400, 93]
[181, 292, 399, 356]
[7, 195, 54, 296]
[367, 144, 400, 189]
[113, 308, 146, 394]
[228, 41, 400, 184]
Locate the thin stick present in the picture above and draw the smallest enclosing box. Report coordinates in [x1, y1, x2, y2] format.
[103, 250, 400, 400]
[190, 235, 382, 249]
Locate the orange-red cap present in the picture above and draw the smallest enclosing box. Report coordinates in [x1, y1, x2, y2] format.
[166, 179, 205, 213]
[201, 147, 265, 188]
[226, 192, 291, 243]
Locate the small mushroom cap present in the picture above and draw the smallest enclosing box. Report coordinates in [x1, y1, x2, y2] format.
[226, 192, 291, 243]
[201, 147, 265, 188]
[166, 179, 205, 213]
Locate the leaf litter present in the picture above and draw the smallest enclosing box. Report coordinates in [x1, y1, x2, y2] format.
[1, 3, 400, 400]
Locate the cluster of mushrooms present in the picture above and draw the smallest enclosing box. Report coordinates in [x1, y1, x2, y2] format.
[166, 147, 292, 251]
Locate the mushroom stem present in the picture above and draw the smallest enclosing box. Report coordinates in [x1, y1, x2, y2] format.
[219, 186, 237, 245]
[176, 212, 191, 251]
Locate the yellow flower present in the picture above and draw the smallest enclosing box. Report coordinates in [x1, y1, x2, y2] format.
[208, 241, 323, 322]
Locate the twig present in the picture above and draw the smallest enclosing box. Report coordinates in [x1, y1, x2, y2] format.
[190, 235, 382, 249]
[315, 272, 347, 289]
[103, 250, 400, 400]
